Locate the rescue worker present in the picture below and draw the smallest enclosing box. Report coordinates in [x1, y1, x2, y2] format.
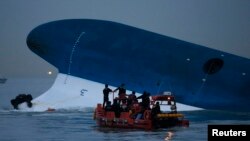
[112, 99, 121, 118]
[103, 84, 113, 108]
[113, 83, 126, 99]
[151, 102, 161, 128]
[136, 91, 150, 109]
[127, 91, 137, 108]
[152, 102, 161, 115]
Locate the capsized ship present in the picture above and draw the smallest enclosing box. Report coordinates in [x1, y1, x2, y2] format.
[26, 19, 250, 112]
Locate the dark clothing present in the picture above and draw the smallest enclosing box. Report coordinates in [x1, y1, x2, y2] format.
[103, 87, 112, 108]
[105, 101, 112, 111]
[137, 92, 150, 109]
[103, 87, 112, 99]
[143, 97, 150, 109]
[151, 104, 161, 128]
[114, 87, 126, 98]
[151, 105, 161, 116]
[112, 99, 121, 118]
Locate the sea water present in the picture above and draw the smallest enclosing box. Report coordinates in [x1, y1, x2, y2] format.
[0, 109, 250, 141]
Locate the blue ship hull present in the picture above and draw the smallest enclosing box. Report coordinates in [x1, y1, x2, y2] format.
[26, 19, 250, 112]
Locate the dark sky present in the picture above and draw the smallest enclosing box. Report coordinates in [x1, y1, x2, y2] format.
[1, 0, 250, 78]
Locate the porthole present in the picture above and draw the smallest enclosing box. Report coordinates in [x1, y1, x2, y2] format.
[203, 58, 224, 74]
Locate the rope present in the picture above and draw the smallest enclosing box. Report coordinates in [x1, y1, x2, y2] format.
[195, 61, 216, 95]
[195, 73, 209, 95]
[156, 78, 173, 94]
[64, 31, 85, 84]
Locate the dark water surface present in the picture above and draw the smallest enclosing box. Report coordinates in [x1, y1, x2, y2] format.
[0, 109, 250, 141]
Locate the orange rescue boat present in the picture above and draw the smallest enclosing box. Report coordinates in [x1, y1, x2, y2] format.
[93, 93, 189, 130]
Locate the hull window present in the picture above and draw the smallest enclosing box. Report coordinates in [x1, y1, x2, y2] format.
[203, 58, 224, 74]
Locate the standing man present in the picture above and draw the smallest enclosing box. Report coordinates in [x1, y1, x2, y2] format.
[113, 83, 126, 99]
[103, 84, 113, 108]
[136, 91, 151, 109]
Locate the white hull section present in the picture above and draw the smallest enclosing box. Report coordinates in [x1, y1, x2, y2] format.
[18, 73, 202, 112]
[19, 73, 104, 111]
